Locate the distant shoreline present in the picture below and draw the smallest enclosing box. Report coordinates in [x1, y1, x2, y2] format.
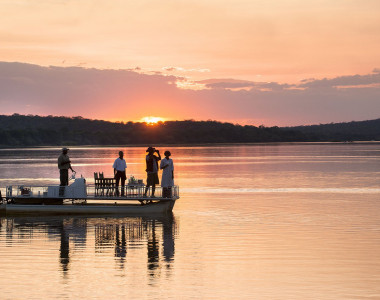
[1, 114, 379, 147]
[1, 141, 380, 150]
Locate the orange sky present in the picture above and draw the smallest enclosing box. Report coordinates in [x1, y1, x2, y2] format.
[1, 0, 380, 125]
[2, 0, 380, 82]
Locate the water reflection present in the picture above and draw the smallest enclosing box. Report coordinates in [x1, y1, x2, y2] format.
[0, 214, 177, 276]
[59, 223, 70, 272]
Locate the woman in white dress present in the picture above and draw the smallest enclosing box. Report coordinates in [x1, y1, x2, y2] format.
[160, 151, 174, 198]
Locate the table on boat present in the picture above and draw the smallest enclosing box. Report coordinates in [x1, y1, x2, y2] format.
[126, 183, 145, 197]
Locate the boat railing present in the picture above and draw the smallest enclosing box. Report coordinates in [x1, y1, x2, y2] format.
[4, 184, 179, 201]
[87, 184, 179, 200]
[6, 185, 48, 198]
[0, 188, 5, 204]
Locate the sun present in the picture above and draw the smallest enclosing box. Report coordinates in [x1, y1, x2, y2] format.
[141, 116, 165, 125]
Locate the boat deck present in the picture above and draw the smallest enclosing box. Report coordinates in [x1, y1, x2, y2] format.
[0, 185, 178, 215]
[3, 184, 179, 202]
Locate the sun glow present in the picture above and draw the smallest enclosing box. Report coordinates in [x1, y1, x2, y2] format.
[141, 116, 165, 125]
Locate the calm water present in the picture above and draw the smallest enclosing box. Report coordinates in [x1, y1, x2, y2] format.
[0, 144, 379, 299]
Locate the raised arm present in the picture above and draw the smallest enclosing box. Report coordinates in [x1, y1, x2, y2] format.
[156, 150, 161, 161]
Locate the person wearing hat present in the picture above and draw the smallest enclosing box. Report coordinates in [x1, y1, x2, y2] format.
[160, 150, 174, 198]
[113, 150, 127, 196]
[58, 148, 75, 194]
[144, 146, 161, 198]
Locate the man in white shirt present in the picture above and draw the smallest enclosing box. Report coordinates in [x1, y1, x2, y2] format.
[113, 151, 127, 196]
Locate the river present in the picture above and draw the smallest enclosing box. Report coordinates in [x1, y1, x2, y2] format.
[0, 143, 379, 299]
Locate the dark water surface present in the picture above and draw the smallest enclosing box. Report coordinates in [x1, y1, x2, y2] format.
[0, 144, 379, 299]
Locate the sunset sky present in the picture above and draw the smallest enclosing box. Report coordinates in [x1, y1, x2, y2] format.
[1, 0, 380, 126]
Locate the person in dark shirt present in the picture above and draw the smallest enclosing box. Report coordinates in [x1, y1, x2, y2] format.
[58, 147, 75, 196]
[144, 147, 161, 198]
[58, 147, 75, 186]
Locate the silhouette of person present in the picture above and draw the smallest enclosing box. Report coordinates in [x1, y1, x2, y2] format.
[147, 220, 159, 273]
[59, 223, 70, 273]
[115, 224, 127, 269]
[144, 147, 161, 198]
[113, 151, 127, 196]
[162, 214, 175, 263]
[58, 148, 75, 196]
[160, 151, 174, 198]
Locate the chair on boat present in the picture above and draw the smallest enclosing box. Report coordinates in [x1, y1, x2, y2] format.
[104, 177, 115, 197]
[94, 172, 100, 196]
[94, 172, 104, 196]
[94, 172, 115, 197]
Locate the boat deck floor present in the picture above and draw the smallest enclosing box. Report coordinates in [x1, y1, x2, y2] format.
[85, 196, 176, 201]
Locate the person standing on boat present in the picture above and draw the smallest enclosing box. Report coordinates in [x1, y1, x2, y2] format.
[144, 147, 161, 198]
[113, 151, 127, 196]
[58, 147, 75, 196]
[160, 151, 174, 198]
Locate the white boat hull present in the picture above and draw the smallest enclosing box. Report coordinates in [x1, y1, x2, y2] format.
[0, 200, 175, 216]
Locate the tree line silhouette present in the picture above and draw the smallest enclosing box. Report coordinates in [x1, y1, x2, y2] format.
[0, 114, 379, 147]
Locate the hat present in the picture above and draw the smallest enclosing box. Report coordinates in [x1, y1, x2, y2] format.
[146, 146, 155, 153]
[62, 147, 69, 152]
[164, 150, 171, 156]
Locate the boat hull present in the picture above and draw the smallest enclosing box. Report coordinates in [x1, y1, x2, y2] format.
[11, 197, 64, 205]
[0, 200, 175, 216]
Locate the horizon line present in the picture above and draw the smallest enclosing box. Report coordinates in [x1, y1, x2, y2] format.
[2, 113, 379, 128]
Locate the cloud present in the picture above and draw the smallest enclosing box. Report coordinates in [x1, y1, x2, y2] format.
[198, 78, 256, 89]
[0, 61, 379, 126]
[162, 67, 178, 72]
[198, 78, 293, 91]
[162, 66, 210, 73]
[199, 71, 380, 91]
[0, 61, 178, 118]
[299, 71, 380, 89]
